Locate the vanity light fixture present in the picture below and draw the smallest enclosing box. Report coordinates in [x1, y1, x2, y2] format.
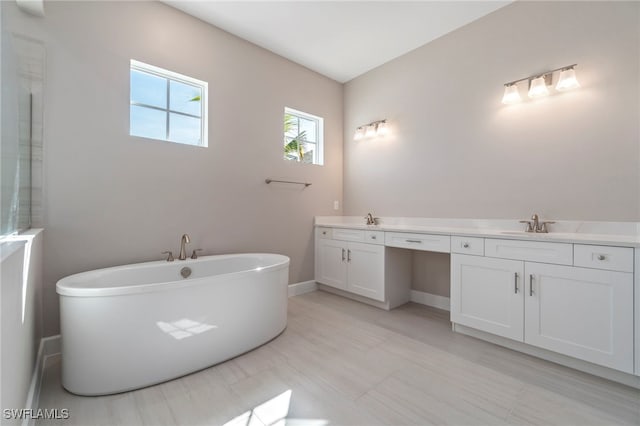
[501, 64, 579, 104]
[353, 126, 365, 140]
[555, 65, 580, 91]
[353, 119, 388, 140]
[501, 84, 521, 104]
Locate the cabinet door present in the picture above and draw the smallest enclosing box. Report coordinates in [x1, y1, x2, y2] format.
[316, 238, 348, 290]
[346, 242, 385, 302]
[524, 263, 633, 373]
[451, 254, 524, 341]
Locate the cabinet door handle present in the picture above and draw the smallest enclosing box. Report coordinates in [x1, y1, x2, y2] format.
[514, 272, 518, 294]
[463, 243, 469, 248]
[347, 249, 351, 262]
[406, 239, 422, 243]
[597, 254, 606, 261]
[529, 274, 534, 296]
[342, 248, 346, 262]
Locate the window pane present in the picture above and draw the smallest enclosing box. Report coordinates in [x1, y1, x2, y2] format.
[302, 142, 315, 163]
[169, 113, 201, 145]
[130, 105, 166, 140]
[284, 114, 299, 138]
[170, 80, 201, 117]
[130, 69, 166, 108]
[299, 118, 317, 142]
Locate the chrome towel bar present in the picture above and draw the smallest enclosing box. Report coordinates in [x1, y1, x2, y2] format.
[265, 179, 311, 187]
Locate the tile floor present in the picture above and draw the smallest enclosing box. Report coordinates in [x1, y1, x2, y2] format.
[37, 291, 640, 425]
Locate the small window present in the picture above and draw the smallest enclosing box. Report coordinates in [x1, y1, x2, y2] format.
[283, 107, 323, 165]
[130, 60, 208, 147]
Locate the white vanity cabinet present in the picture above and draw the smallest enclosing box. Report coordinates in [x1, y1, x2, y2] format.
[451, 254, 524, 341]
[451, 239, 635, 373]
[524, 262, 633, 373]
[315, 227, 385, 302]
[315, 226, 411, 308]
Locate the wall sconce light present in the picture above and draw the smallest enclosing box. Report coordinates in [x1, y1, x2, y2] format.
[502, 64, 579, 104]
[353, 119, 388, 140]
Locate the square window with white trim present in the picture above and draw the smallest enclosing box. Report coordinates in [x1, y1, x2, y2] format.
[284, 107, 323, 165]
[130, 60, 208, 147]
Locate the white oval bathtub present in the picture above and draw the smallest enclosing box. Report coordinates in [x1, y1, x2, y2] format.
[56, 253, 289, 396]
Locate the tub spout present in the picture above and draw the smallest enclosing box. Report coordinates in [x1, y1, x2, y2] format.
[179, 234, 191, 260]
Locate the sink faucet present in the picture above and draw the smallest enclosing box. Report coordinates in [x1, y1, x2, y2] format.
[519, 214, 555, 233]
[178, 234, 191, 260]
[365, 213, 378, 225]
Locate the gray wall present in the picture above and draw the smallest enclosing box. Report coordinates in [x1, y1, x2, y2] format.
[4, 1, 343, 336]
[343, 1, 639, 297]
[344, 1, 640, 222]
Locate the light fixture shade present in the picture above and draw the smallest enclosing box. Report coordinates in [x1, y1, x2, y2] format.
[353, 127, 365, 141]
[555, 67, 580, 91]
[528, 76, 549, 98]
[501, 84, 521, 104]
[376, 121, 389, 136]
[365, 125, 376, 138]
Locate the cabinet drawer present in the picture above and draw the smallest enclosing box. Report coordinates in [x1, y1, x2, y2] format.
[365, 230, 385, 245]
[573, 244, 633, 272]
[485, 238, 573, 265]
[316, 227, 332, 239]
[385, 232, 450, 253]
[451, 236, 484, 256]
[332, 228, 365, 242]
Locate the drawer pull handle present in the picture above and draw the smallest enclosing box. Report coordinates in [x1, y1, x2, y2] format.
[322, 231, 327, 235]
[597, 254, 606, 261]
[463, 243, 469, 248]
[342, 248, 346, 262]
[371, 236, 377, 239]
[406, 239, 422, 243]
[529, 274, 534, 296]
[514, 272, 518, 294]
[347, 249, 352, 262]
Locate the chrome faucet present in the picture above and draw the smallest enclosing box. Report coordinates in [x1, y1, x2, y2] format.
[520, 214, 555, 233]
[365, 213, 378, 225]
[178, 234, 191, 260]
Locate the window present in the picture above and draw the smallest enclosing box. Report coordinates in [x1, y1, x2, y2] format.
[283, 107, 323, 165]
[130, 60, 208, 147]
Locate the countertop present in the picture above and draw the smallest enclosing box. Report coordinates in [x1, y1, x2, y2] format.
[315, 216, 640, 247]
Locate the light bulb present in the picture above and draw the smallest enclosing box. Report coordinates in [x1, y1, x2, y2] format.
[353, 127, 365, 141]
[501, 84, 521, 104]
[528, 76, 549, 98]
[556, 67, 580, 91]
[365, 125, 376, 138]
[376, 121, 389, 136]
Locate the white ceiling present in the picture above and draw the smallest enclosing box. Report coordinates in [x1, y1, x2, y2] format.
[163, 1, 513, 83]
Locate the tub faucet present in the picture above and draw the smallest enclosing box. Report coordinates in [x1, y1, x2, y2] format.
[179, 234, 191, 260]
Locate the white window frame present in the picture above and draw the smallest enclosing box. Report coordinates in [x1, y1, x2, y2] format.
[284, 107, 324, 166]
[130, 59, 208, 147]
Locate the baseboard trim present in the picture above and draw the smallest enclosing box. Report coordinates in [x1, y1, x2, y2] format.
[410, 290, 450, 311]
[288, 280, 317, 297]
[23, 335, 61, 426]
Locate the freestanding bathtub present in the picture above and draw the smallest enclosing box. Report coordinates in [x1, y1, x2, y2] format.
[56, 253, 289, 396]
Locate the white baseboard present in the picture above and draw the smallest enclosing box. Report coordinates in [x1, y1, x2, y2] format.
[288, 280, 317, 297]
[23, 335, 61, 426]
[410, 290, 450, 311]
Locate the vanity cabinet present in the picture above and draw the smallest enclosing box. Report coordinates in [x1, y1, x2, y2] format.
[451, 254, 524, 341]
[315, 228, 385, 301]
[451, 240, 634, 373]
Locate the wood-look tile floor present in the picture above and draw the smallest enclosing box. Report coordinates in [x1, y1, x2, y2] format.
[37, 291, 640, 426]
